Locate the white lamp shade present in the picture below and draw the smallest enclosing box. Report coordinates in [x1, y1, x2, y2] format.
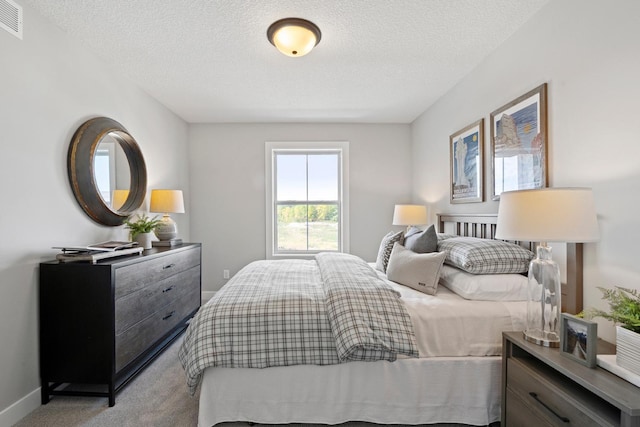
[392, 205, 428, 226]
[495, 188, 599, 243]
[150, 190, 185, 214]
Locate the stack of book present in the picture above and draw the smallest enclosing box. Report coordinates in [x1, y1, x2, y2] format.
[53, 241, 143, 263]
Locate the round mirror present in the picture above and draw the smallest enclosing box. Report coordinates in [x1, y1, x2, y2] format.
[68, 117, 147, 226]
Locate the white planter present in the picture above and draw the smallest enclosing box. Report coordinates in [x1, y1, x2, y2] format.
[616, 325, 640, 376]
[133, 232, 153, 250]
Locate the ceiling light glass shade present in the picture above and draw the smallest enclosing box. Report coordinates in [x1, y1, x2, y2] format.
[267, 18, 321, 57]
[496, 188, 599, 347]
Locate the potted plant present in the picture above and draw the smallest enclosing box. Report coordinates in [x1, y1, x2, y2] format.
[584, 286, 640, 375]
[124, 214, 161, 249]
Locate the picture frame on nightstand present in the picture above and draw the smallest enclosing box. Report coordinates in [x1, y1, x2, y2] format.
[560, 313, 598, 368]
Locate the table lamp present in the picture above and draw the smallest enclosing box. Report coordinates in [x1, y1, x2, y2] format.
[392, 204, 428, 234]
[496, 188, 599, 347]
[150, 189, 185, 244]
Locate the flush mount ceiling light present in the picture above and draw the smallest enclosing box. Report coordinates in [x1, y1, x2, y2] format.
[267, 18, 321, 57]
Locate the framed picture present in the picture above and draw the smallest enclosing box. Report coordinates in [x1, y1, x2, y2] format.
[490, 83, 548, 200]
[450, 118, 484, 204]
[560, 313, 598, 368]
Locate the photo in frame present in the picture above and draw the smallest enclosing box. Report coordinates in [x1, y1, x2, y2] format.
[560, 313, 598, 368]
[450, 119, 484, 204]
[490, 83, 548, 200]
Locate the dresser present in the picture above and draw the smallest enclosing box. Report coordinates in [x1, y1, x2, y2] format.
[502, 331, 640, 427]
[39, 243, 201, 406]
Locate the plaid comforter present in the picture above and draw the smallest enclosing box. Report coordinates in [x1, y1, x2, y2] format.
[179, 252, 417, 394]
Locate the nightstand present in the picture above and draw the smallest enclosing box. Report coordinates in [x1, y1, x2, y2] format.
[502, 331, 640, 426]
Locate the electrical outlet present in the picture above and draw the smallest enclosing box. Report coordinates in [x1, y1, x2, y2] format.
[223, 269, 230, 279]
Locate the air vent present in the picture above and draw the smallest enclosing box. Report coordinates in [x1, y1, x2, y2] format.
[0, 0, 22, 39]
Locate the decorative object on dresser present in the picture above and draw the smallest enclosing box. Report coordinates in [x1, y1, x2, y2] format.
[559, 313, 598, 368]
[490, 83, 548, 200]
[150, 189, 185, 246]
[392, 204, 427, 234]
[39, 243, 201, 407]
[124, 213, 162, 249]
[67, 117, 147, 226]
[502, 331, 640, 427]
[450, 118, 484, 204]
[496, 187, 600, 347]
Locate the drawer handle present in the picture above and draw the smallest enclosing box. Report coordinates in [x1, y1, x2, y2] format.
[163, 263, 175, 270]
[529, 392, 570, 423]
[162, 286, 174, 293]
[162, 310, 176, 320]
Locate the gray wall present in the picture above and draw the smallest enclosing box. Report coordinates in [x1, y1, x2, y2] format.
[411, 0, 640, 342]
[189, 123, 412, 293]
[0, 4, 190, 424]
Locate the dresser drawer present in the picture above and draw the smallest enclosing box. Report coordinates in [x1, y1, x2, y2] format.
[115, 247, 200, 299]
[115, 265, 200, 335]
[506, 358, 617, 427]
[115, 286, 200, 371]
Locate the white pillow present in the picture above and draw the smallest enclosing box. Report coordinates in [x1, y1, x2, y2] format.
[386, 243, 446, 296]
[438, 264, 529, 301]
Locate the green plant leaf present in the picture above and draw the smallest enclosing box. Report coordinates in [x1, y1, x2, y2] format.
[124, 213, 161, 238]
[583, 286, 640, 334]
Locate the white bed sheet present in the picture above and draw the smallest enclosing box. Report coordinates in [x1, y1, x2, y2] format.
[198, 356, 502, 427]
[386, 279, 527, 357]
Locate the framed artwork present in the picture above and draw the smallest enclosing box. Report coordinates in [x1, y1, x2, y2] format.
[450, 119, 484, 204]
[560, 313, 598, 368]
[490, 83, 548, 200]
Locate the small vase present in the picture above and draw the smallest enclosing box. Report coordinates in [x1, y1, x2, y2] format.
[133, 232, 153, 250]
[616, 325, 640, 376]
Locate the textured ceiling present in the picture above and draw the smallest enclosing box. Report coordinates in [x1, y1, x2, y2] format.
[24, 0, 549, 124]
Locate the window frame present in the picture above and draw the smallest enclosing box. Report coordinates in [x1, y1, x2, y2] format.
[265, 141, 349, 259]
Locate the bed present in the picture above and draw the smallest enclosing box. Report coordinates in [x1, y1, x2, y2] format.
[180, 213, 584, 427]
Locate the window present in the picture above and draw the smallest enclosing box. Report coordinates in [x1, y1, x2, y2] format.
[266, 141, 349, 258]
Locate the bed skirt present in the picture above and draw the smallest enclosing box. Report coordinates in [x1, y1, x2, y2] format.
[198, 356, 501, 427]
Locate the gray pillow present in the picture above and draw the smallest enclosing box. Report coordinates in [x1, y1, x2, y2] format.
[386, 243, 446, 295]
[404, 224, 437, 253]
[375, 230, 404, 272]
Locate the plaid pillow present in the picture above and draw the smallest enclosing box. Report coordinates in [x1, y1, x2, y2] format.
[437, 236, 534, 274]
[375, 230, 404, 272]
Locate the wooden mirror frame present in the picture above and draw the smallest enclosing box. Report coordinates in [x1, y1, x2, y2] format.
[68, 117, 147, 226]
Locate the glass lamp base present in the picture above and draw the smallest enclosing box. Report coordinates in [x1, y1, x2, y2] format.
[523, 330, 560, 348]
[525, 244, 562, 348]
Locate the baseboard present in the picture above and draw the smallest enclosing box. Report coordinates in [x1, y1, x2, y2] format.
[0, 387, 41, 427]
[201, 291, 216, 304]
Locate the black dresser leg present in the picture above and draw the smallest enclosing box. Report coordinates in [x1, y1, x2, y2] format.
[108, 383, 115, 407]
